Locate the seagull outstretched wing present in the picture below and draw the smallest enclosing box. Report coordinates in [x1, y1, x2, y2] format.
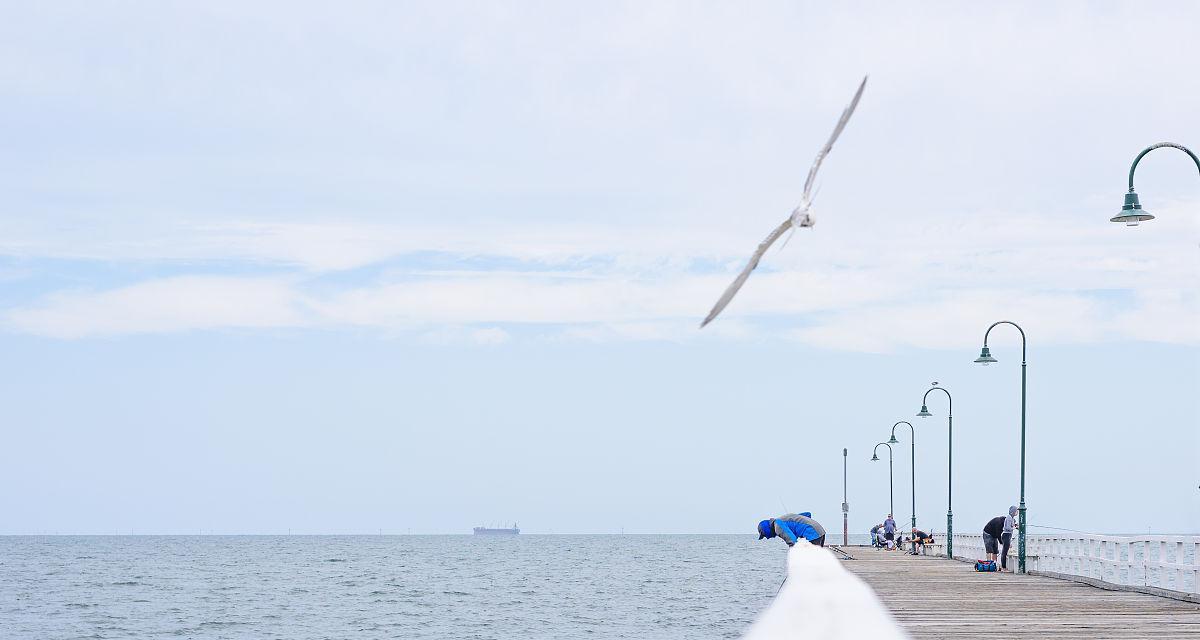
[700, 218, 793, 328]
[802, 75, 867, 199]
[699, 75, 867, 328]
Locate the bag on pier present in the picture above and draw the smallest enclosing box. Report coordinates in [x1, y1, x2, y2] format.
[974, 560, 997, 572]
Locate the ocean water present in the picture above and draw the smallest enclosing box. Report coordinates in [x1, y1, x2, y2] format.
[0, 534, 865, 639]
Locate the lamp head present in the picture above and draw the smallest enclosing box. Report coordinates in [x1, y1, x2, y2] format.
[870, 453, 879, 461]
[887, 434, 899, 444]
[1110, 191, 1154, 227]
[916, 405, 932, 418]
[975, 346, 997, 365]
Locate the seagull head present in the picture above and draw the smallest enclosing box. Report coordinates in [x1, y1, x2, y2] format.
[789, 202, 815, 229]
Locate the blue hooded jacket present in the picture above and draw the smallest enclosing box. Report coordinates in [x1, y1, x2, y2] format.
[758, 512, 825, 545]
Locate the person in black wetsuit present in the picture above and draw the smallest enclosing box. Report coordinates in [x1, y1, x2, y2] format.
[982, 515, 1006, 565]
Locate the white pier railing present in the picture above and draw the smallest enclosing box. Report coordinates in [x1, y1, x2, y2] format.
[1029, 534, 1198, 597]
[926, 533, 1199, 601]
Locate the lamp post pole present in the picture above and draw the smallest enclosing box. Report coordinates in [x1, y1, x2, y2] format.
[843, 448, 849, 546]
[917, 383, 953, 560]
[1110, 142, 1200, 226]
[975, 321, 1028, 573]
[889, 421, 916, 553]
[871, 442, 894, 518]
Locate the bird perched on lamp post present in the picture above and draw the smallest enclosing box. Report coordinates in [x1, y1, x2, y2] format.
[700, 75, 867, 328]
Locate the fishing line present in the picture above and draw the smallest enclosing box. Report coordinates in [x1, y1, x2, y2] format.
[1027, 524, 1089, 534]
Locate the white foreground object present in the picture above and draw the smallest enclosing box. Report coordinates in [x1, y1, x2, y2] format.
[700, 75, 867, 328]
[742, 543, 908, 640]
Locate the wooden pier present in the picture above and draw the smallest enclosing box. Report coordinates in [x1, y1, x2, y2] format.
[840, 549, 1200, 639]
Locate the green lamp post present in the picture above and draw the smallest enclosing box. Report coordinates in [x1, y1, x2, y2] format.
[871, 442, 894, 518]
[917, 383, 953, 560]
[842, 448, 850, 547]
[975, 321, 1028, 573]
[889, 421, 916, 552]
[1110, 142, 1199, 226]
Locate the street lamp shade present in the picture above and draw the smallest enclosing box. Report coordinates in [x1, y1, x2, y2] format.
[871, 453, 879, 461]
[1110, 192, 1154, 226]
[975, 346, 997, 365]
[916, 404, 932, 418]
[887, 434, 899, 444]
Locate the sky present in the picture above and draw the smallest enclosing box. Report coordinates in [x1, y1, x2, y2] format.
[0, 1, 1197, 535]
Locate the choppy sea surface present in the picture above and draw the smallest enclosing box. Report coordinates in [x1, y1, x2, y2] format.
[0, 534, 868, 639]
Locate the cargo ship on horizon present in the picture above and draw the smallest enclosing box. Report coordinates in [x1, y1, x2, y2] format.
[473, 523, 520, 535]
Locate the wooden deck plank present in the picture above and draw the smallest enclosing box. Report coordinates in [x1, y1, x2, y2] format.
[838, 547, 1200, 639]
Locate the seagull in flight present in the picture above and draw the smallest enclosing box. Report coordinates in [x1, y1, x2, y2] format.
[700, 76, 867, 328]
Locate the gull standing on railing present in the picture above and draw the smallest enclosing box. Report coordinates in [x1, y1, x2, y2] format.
[700, 76, 867, 328]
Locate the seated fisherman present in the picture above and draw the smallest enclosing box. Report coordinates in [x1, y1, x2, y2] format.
[757, 512, 826, 547]
[910, 528, 934, 554]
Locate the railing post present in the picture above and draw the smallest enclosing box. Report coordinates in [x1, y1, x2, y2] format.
[1113, 540, 1120, 584]
[1117, 540, 1124, 585]
[1112, 540, 1118, 584]
[1144, 540, 1150, 588]
[1070, 538, 1075, 575]
[1065, 533, 1075, 573]
[1080, 533, 1089, 573]
[1099, 538, 1105, 582]
[1081, 538, 1086, 575]
[1152, 539, 1160, 589]
[1084, 539, 1090, 578]
[1126, 540, 1133, 586]
[1177, 539, 1186, 593]
[1125, 540, 1132, 586]
[1160, 539, 1167, 589]
[1193, 541, 1200, 596]
[1111, 540, 1118, 584]
[1080, 538, 1087, 577]
[1071, 538, 1077, 577]
[1101, 538, 1106, 582]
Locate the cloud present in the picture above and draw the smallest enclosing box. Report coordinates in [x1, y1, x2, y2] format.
[419, 325, 512, 346]
[6, 277, 306, 339]
[0, 3, 1197, 347]
[3, 199, 1195, 348]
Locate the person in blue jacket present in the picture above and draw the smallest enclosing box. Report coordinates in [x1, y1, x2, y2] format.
[757, 512, 826, 547]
